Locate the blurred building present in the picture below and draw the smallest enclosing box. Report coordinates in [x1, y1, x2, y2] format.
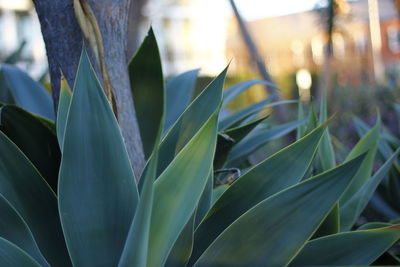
[227, 0, 400, 87]
[0, 0, 47, 77]
[145, 0, 230, 76]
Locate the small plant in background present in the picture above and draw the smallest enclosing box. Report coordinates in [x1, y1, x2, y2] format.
[0, 29, 399, 266]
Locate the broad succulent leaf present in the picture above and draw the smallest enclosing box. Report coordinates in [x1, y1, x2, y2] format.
[191, 123, 327, 264]
[290, 225, 400, 266]
[0, 237, 42, 267]
[58, 49, 138, 266]
[56, 78, 72, 150]
[148, 111, 219, 267]
[340, 147, 400, 231]
[0, 132, 70, 266]
[129, 28, 165, 158]
[193, 155, 365, 266]
[156, 66, 227, 176]
[0, 105, 60, 192]
[164, 69, 199, 132]
[227, 119, 305, 165]
[0, 64, 54, 120]
[339, 119, 380, 206]
[0, 194, 49, 266]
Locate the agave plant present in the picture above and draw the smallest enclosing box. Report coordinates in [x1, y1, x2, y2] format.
[0, 29, 399, 267]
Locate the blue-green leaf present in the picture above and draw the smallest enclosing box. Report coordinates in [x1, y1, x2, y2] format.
[191, 123, 327, 264]
[164, 69, 199, 132]
[56, 77, 72, 150]
[0, 105, 60, 193]
[227, 119, 306, 165]
[148, 111, 219, 267]
[59, 49, 138, 266]
[0, 237, 42, 267]
[290, 225, 400, 266]
[0, 194, 49, 266]
[0, 64, 54, 120]
[129, 27, 164, 158]
[194, 155, 365, 266]
[156, 66, 227, 176]
[340, 147, 400, 231]
[0, 132, 70, 266]
[339, 119, 380, 206]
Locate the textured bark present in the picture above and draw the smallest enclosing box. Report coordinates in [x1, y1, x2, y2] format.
[33, 0, 146, 178]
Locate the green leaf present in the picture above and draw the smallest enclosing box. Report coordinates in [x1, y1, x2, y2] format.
[0, 237, 42, 267]
[214, 114, 270, 168]
[164, 69, 199, 132]
[296, 101, 306, 139]
[315, 90, 338, 236]
[0, 64, 54, 120]
[227, 119, 306, 164]
[191, 123, 327, 264]
[148, 111, 219, 267]
[0, 194, 49, 266]
[358, 222, 393, 230]
[290, 225, 400, 266]
[129, 27, 164, 158]
[156, 66, 227, 176]
[212, 185, 229, 205]
[56, 77, 72, 150]
[0, 132, 70, 266]
[0, 105, 60, 193]
[118, 94, 165, 267]
[193, 155, 365, 266]
[222, 80, 275, 106]
[219, 98, 295, 130]
[318, 91, 336, 171]
[340, 147, 400, 231]
[339, 119, 380, 206]
[59, 49, 138, 266]
[195, 171, 213, 227]
[165, 214, 195, 267]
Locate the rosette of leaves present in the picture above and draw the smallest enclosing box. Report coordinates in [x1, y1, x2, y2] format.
[0, 29, 399, 267]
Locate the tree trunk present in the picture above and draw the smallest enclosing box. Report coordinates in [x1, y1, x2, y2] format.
[32, 0, 146, 179]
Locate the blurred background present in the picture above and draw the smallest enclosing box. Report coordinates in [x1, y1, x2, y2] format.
[1, 0, 400, 146]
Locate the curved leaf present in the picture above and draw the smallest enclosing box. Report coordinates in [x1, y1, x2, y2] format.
[156, 66, 227, 176]
[290, 225, 400, 266]
[164, 69, 199, 132]
[56, 77, 72, 150]
[0, 194, 49, 266]
[191, 123, 327, 264]
[340, 147, 400, 231]
[0, 105, 60, 192]
[148, 111, 219, 267]
[193, 155, 365, 266]
[165, 214, 195, 267]
[0, 237, 41, 267]
[219, 96, 274, 130]
[339, 119, 380, 206]
[118, 108, 164, 267]
[214, 114, 270, 168]
[129, 28, 164, 158]
[227, 119, 306, 164]
[0, 64, 54, 120]
[59, 49, 138, 266]
[0, 132, 70, 266]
